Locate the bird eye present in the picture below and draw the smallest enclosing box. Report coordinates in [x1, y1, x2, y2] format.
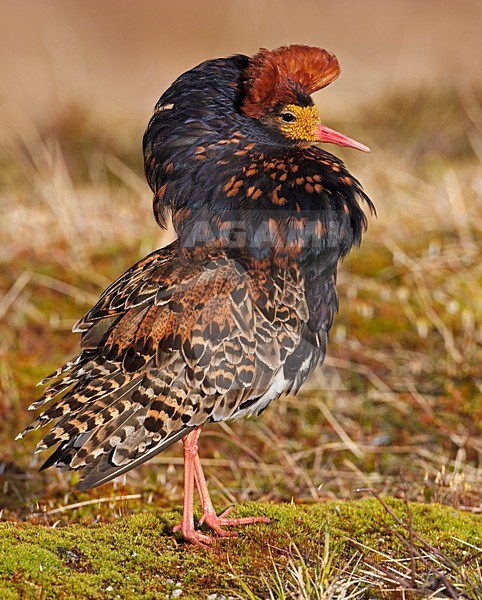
[281, 112, 296, 123]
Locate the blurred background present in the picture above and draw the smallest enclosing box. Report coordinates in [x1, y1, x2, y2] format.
[1, 0, 481, 521]
[0, 0, 481, 128]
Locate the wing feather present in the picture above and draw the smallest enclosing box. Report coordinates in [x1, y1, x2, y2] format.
[20, 243, 320, 489]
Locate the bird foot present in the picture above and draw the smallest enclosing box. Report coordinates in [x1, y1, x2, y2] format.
[199, 505, 271, 537]
[172, 522, 213, 547]
[173, 506, 271, 545]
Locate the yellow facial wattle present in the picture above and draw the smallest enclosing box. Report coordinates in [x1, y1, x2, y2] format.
[279, 104, 320, 142]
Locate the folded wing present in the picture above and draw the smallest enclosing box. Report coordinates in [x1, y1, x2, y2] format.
[20, 243, 315, 489]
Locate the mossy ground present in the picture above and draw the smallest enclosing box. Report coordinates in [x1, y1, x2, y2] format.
[1, 499, 481, 599]
[1, 89, 481, 597]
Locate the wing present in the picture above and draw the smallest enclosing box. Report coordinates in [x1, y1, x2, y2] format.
[19, 242, 315, 490]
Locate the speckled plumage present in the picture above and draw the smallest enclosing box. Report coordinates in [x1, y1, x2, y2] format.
[20, 45, 373, 544]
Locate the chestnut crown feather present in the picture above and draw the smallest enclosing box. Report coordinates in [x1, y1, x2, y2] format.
[242, 45, 341, 119]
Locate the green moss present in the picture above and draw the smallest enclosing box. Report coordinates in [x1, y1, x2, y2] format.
[0, 500, 480, 598]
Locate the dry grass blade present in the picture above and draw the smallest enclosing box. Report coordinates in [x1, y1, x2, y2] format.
[351, 490, 482, 599]
[232, 531, 365, 600]
[31, 272, 99, 306]
[30, 494, 142, 518]
[0, 271, 31, 320]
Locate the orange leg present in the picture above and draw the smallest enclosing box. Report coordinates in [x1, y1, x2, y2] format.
[173, 428, 212, 546]
[193, 451, 270, 535]
[173, 428, 271, 546]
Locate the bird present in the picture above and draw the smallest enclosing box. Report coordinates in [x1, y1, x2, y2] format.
[18, 44, 374, 546]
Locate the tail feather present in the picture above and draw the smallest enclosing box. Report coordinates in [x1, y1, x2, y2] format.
[35, 373, 146, 452]
[77, 426, 195, 491]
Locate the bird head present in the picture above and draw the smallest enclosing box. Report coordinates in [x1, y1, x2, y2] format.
[143, 44, 374, 256]
[241, 45, 370, 152]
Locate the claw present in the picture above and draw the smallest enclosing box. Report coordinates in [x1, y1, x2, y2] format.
[178, 525, 213, 547]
